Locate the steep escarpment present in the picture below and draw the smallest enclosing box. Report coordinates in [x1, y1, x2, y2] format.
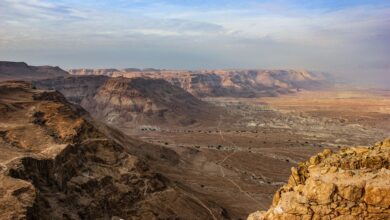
[69, 68, 332, 97]
[0, 81, 227, 219]
[34, 76, 222, 128]
[248, 139, 390, 220]
[0, 61, 69, 81]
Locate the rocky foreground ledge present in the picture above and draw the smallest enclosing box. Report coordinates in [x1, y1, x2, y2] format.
[248, 139, 390, 220]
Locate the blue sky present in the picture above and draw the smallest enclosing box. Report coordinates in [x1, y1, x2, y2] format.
[0, 0, 389, 87]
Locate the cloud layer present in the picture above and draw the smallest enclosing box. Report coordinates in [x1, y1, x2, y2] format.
[0, 0, 389, 87]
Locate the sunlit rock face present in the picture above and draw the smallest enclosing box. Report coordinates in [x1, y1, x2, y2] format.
[248, 139, 390, 220]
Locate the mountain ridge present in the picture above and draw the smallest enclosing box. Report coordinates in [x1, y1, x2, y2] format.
[68, 68, 333, 98]
[0, 61, 69, 81]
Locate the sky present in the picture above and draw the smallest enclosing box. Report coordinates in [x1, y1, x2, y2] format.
[0, 0, 389, 87]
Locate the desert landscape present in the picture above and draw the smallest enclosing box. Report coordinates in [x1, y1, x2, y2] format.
[1, 0, 389, 219]
[125, 87, 390, 218]
[1, 61, 389, 219]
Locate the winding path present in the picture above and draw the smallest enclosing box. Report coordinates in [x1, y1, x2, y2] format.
[215, 116, 263, 207]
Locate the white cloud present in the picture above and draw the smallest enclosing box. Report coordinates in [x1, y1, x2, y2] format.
[0, 0, 389, 87]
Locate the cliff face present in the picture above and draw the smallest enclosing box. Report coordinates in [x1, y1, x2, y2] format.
[0, 81, 227, 219]
[248, 139, 390, 220]
[68, 69, 332, 98]
[0, 61, 69, 81]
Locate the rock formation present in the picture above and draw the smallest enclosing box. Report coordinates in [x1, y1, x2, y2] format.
[0, 81, 227, 219]
[33, 76, 222, 128]
[0, 61, 69, 81]
[248, 139, 390, 220]
[68, 69, 333, 98]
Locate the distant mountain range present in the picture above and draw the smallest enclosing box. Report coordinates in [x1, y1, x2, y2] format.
[69, 68, 333, 97]
[0, 61, 69, 81]
[0, 61, 333, 128]
[0, 61, 333, 98]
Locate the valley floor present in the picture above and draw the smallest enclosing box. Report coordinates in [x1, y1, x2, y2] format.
[124, 89, 390, 219]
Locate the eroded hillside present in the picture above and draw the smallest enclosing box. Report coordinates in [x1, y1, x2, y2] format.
[34, 76, 223, 129]
[0, 81, 227, 219]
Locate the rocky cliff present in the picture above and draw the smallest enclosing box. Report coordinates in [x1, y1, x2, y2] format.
[248, 139, 390, 220]
[0, 81, 227, 219]
[0, 61, 69, 81]
[68, 69, 332, 98]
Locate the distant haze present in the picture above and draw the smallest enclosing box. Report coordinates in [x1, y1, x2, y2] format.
[0, 0, 389, 88]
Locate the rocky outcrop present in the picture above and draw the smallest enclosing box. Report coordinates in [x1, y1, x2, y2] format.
[68, 69, 333, 98]
[0, 61, 69, 81]
[0, 81, 227, 219]
[248, 139, 390, 220]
